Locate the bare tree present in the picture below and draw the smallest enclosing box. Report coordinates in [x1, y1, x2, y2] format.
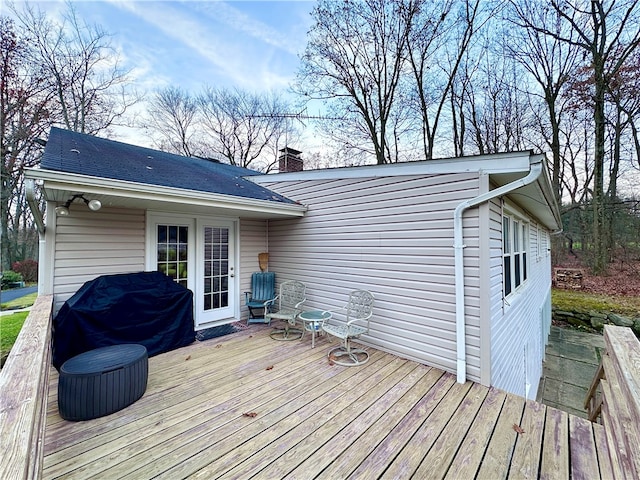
[296, 0, 417, 164]
[145, 87, 201, 157]
[407, 0, 486, 159]
[518, 0, 640, 273]
[463, 47, 536, 155]
[3, 2, 138, 270]
[606, 50, 640, 186]
[11, 1, 137, 135]
[506, 0, 581, 204]
[0, 16, 52, 270]
[197, 87, 296, 172]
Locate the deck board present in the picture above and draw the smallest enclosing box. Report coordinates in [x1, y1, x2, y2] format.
[459, 389, 524, 479]
[444, 387, 507, 479]
[569, 414, 601, 479]
[173, 355, 411, 479]
[379, 379, 473, 479]
[540, 406, 570, 480]
[593, 422, 615, 480]
[510, 399, 547, 478]
[313, 366, 442, 480]
[347, 371, 455, 479]
[414, 381, 489, 478]
[42, 325, 613, 479]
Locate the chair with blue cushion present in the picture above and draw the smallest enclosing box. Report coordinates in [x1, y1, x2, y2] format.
[321, 290, 374, 366]
[244, 272, 276, 325]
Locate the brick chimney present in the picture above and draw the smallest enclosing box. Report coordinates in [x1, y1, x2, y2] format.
[278, 147, 303, 173]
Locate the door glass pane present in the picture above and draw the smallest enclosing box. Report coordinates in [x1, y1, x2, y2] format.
[203, 226, 229, 311]
[168, 226, 178, 243]
[179, 226, 188, 243]
[158, 225, 167, 243]
[157, 224, 188, 285]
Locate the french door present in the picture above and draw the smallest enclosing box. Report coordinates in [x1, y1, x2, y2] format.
[195, 219, 235, 327]
[148, 214, 237, 329]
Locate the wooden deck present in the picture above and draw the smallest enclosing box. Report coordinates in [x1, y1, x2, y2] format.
[43, 325, 613, 479]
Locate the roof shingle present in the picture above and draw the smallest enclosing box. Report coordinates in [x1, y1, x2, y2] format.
[41, 127, 296, 204]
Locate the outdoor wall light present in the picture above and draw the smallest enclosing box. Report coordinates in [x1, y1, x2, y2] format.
[55, 194, 102, 216]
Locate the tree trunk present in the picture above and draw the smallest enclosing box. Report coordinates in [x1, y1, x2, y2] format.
[592, 66, 607, 274]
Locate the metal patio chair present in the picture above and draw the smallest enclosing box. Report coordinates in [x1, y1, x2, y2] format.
[265, 280, 306, 341]
[244, 272, 276, 325]
[322, 289, 374, 366]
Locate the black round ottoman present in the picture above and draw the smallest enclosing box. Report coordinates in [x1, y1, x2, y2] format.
[58, 344, 148, 421]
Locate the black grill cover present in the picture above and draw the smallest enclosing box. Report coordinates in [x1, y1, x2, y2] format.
[52, 271, 195, 370]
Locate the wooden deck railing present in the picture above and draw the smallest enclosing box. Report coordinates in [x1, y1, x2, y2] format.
[0, 295, 53, 480]
[585, 324, 640, 480]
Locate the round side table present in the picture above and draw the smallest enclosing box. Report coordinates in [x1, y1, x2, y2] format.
[298, 310, 331, 348]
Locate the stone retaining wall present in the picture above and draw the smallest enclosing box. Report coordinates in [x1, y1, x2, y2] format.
[553, 306, 640, 337]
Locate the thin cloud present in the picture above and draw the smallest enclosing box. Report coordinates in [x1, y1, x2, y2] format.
[105, 0, 305, 90]
[190, 1, 301, 56]
[108, 1, 245, 83]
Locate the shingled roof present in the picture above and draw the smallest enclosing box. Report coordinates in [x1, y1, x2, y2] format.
[40, 127, 296, 205]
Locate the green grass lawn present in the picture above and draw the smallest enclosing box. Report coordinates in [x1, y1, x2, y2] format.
[1, 311, 29, 368]
[0, 292, 37, 368]
[1, 292, 38, 311]
[552, 288, 640, 317]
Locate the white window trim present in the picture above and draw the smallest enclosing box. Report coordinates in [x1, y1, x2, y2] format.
[502, 208, 530, 299]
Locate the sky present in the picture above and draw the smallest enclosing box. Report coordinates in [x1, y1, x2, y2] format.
[4, 0, 317, 146]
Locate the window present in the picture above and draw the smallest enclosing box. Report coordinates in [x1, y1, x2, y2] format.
[503, 217, 512, 296]
[522, 223, 528, 281]
[503, 214, 529, 296]
[157, 224, 188, 288]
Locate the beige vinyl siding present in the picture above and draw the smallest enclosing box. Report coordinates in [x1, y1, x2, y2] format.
[487, 199, 506, 344]
[53, 207, 145, 313]
[477, 175, 492, 386]
[238, 218, 268, 321]
[262, 172, 483, 382]
[490, 199, 552, 399]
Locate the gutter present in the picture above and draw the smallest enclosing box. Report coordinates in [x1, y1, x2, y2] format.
[453, 157, 544, 384]
[24, 168, 307, 217]
[26, 179, 45, 235]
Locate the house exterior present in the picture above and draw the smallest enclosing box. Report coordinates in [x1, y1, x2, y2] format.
[26, 127, 561, 399]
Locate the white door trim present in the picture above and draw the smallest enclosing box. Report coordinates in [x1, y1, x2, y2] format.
[194, 218, 237, 328]
[146, 211, 239, 329]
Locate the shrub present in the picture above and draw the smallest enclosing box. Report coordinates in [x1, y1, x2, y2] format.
[12, 259, 38, 283]
[1, 271, 23, 289]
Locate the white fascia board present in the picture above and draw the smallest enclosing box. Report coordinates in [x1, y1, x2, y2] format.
[522, 154, 562, 231]
[248, 151, 533, 184]
[25, 168, 307, 217]
[533, 154, 562, 220]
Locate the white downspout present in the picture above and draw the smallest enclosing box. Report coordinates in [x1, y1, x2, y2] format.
[26, 179, 47, 295]
[25, 179, 45, 235]
[453, 159, 543, 384]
